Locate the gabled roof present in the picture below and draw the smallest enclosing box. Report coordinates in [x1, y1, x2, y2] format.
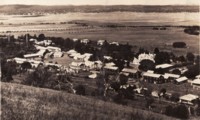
[156, 64, 173, 69]
[180, 94, 199, 101]
[196, 75, 200, 79]
[122, 68, 137, 74]
[164, 73, 180, 79]
[192, 79, 200, 85]
[143, 72, 161, 78]
[176, 76, 188, 82]
[104, 66, 118, 70]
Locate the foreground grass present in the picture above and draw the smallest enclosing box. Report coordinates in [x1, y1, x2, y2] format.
[1, 82, 177, 120]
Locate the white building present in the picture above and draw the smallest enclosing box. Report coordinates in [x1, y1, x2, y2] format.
[97, 40, 105, 46]
[156, 64, 173, 69]
[192, 79, 200, 89]
[81, 39, 90, 44]
[175, 76, 188, 84]
[180, 94, 199, 105]
[54, 51, 63, 58]
[133, 53, 155, 65]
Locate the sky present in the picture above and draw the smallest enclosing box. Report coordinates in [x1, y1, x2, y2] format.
[1, 0, 200, 5]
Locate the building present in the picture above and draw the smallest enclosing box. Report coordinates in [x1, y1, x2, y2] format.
[24, 49, 46, 59]
[132, 53, 155, 65]
[69, 62, 85, 73]
[155, 63, 174, 71]
[163, 73, 180, 82]
[192, 79, 200, 89]
[54, 51, 63, 58]
[110, 42, 119, 46]
[121, 68, 139, 78]
[180, 94, 199, 105]
[97, 40, 105, 46]
[195, 75, 200, 79]
[81, 39, 90, 44]
[104, 66, 118, 74]
[46, 46, 61, 52]
[175, 76, 188, 84]
[142, 72, 164, 84]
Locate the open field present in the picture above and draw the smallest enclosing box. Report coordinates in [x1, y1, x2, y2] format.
[0, 12, 199, 55]
[1, 82, 178, 120]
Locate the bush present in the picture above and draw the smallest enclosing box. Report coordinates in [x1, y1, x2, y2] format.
[75, 85, 86, 96]
[173, 42, 186, 48]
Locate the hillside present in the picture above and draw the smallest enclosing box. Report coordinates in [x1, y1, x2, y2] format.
[1, 82, 177, 120]
[0, 5, 199, 14]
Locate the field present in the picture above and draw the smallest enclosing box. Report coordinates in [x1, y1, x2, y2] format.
[1, 82, 178, 120]
[0, 12, 199, 55]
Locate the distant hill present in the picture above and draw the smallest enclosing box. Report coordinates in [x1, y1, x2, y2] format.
[1, 82, 177, 120]
[0, 5, 199, 15]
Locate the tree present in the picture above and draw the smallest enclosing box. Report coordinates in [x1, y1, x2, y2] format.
[119, 74, 128, 85]
[75, 85, 86, 95]
[38, 34, 45, 41]
[172, 69, 181, 75]
[184, 65, 200, 79]
[175, 105, 189, 119]
[110, 82, 120, 92]
[154, 52, 170, 64]
[173, 42, 187, 48]
[21, 62, 32, 71]
[154, 48, 160, 54]
[139, 59, 155, 71]
[165, 105, 174, 116]
[170, 93, 180, 102]
[186, 52, 195, 62]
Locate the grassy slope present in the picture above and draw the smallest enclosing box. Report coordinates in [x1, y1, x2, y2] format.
[1, 82, 177, 120]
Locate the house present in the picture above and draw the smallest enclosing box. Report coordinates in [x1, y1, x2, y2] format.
[142, 72, 164, 84]
[46, 46, 61, 52]
[105, 62, 115, 67]
[67, 49, 77, 55]
[14, 57, 27, 64]
[110, 42, 119, 46]
[97, 40, 105, 46]
[195, 75, 200, 79]
[180, 94, 199, 105]
[88, 73, 97, 79]
[104, 56, 112, 60]
[192, 79, 200, 89]
[81, 39, 90, 44]
[104, 66, 118, 74]
[155, 63, 174, 71]
[121, 68, 139, 78]
[175, 76, 188, 84]
[132, 53, 155, 65]
[72, 38, 79, 42]
[163, 73, 180, 82]
[54, 51, 63, 58]
[24, 49, 46, 59]
[69, 62, 85, 73]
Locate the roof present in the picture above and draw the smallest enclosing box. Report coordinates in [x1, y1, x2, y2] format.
[176, 76, 188, 82]
[156, 64, 173, 69]
[180, 94, 199, 101]
[196, 75, 200, 79]
[67, 49, 77, 54]
[104, 66, 118, 70]
[164, 73, 180, 79]
[143, 72, 161, 78]
[24, 53, 39, 58]
[88, 73, 97, 79]
[70, 62, 84, 67]
[104, 56, 112, 60]
[192, 79, 200, 85]
[122, 68, 137, 74]
[105, 62, 115, 67]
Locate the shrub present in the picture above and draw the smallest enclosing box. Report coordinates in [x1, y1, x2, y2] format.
[172, 42, 186, 48]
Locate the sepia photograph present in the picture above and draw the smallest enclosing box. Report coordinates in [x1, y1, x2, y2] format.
[0, 0, 200, 120]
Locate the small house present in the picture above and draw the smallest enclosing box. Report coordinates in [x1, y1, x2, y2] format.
[175, 76, 188, 84]
[192, 79, 200, 89]
[121, 68, 139, 78]
[180, 94, 199, 105]
[142, 72, 164, 84]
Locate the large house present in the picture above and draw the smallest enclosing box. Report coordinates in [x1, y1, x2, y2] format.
[133, 53, 155, 65]
[142, 72, 164, 84]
